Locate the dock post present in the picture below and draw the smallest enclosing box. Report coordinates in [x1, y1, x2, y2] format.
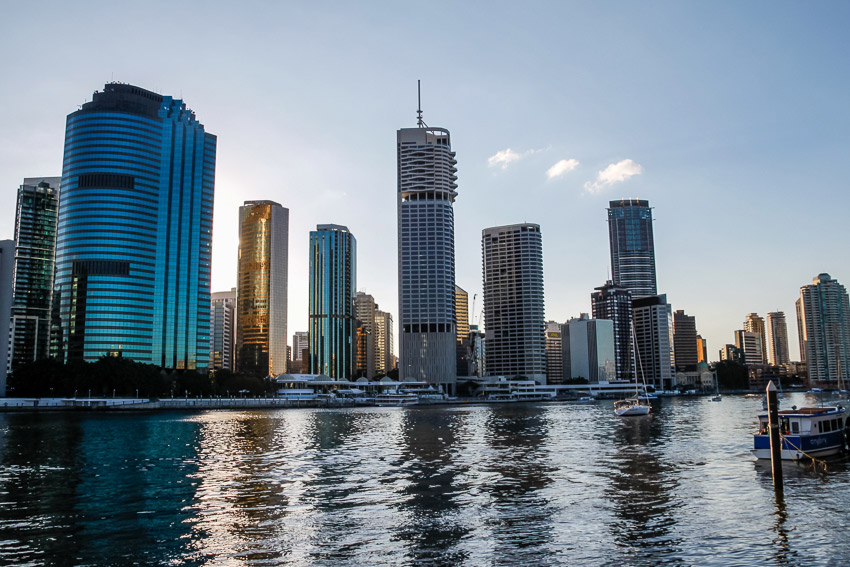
[767, 380, 783, 495]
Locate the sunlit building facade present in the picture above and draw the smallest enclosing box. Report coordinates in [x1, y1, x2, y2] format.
[236, 201, 288, 377]
[799, 273, 850, 385]
[766, 311, 790, 366]
[374, 309, 393, 376]
[53, 83, 216, 369]
[9, 178, 60, 373]
[354, 291, 376, 378]
[397, 122, 458, 390]
[309, 224, 356, 379]
[632, 294, 675, 390]
[744, 313, 767, 366]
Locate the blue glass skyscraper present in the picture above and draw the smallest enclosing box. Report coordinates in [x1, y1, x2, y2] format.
[53, 83, 216, 370]
[607, 199, 657, 298]
[309, 224, 356, 379]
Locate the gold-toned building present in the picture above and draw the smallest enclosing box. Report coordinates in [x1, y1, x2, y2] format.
[236, 201, 288, 377]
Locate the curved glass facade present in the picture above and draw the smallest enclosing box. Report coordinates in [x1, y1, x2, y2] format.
[607, 199, 656, 298]
[53, 84, 215, 369]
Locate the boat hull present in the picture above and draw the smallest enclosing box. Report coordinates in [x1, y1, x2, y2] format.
[615, 405, 650, 416]
[752, 431, 845, 460]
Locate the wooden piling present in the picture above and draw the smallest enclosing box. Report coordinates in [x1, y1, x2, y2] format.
[767, 380, 783, 494]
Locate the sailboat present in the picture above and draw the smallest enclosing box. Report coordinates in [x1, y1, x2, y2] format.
[614, 323, 651, 416]
[711, 374, 722, 402]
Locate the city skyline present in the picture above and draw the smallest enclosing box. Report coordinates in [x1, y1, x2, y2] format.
[1, 3, 848, 362]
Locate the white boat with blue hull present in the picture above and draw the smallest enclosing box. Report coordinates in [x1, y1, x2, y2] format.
[753, 406, 848, 460]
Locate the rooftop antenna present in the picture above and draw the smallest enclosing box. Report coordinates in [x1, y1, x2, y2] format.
[416, 80, 427, 128]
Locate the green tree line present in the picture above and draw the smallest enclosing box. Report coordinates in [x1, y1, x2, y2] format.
[8, 357, 276, 398]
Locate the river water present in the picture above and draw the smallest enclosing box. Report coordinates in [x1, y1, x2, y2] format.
[1, 393, 848, 566]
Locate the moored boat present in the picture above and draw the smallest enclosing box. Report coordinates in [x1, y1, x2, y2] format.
[752, 405, 848, 460]
[614, 398, 651, 416]
[375, 392, 419, 407]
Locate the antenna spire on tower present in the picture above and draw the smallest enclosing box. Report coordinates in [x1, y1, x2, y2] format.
[416, 80, 426, 127]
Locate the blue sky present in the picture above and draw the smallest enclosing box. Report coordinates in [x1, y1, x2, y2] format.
[1, 1, 848, 360]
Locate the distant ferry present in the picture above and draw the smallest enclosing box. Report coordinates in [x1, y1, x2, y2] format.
[752, 406, 847, 460]
[374, 392, 419, 407]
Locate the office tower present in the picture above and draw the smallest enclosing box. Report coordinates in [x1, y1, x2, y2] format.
[397, 111, 458, 390]
[561, 314, 616, 383]
[591, 280, 633, 380]
[545, 321, 564, 384]
[766, 311, 790, 366]
[672, 310, 698, 372]
[9, 178, 60, 374]
[796, 299, 807, 363]
[469, 325, 485, 378]
[744, 313, 768, 365]
[354, 291, 376, 378]
[798, 273, 850, 385]
[607, 199, 657, 298]
[696, 335, 708, 364]
[53, 83, 216, 369]
[720, 344, 743, 363]
[455, 285, 470, 376]
[482, 223, 545, 383]
[374, 310, 393, 376]
[210, 289, 235, 371]
[0, 240, 14, 395]
[291, 331, 309, 373]
[632, 295, 675, 390]
[237, 201, 288, 377]
[309, 224, 356, 379]
[734, 330, 764, 366]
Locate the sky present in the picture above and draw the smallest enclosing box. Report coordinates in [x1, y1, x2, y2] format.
[1, 1, 848, 362]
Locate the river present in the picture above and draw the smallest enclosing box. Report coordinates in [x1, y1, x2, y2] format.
[1, 393, 848, 566]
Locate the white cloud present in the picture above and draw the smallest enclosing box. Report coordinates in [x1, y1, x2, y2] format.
[583, 159, 643, 193]
[487, 148, 524, 169]
[546, 158, 580, 180]
[487, 146, 549, 170]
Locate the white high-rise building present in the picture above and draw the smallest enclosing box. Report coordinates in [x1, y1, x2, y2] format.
[734, 329, 764, 366]
[766, 311, 790, 366]
[799, 273, 850, 385]
[561, 315, 616, 383]
[482, 223, 545, 383]
[397, 105, 458, 391]
[374, 310, 394, 376]
[210, 288, 236, 371]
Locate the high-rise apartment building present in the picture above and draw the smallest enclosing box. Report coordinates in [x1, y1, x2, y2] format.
[309, 224, 356, 379]
[672, 310, 698, 372]
[210, 288, 235, 371]
[796, 299, 807, 363]
[607, 199, 657, 298]
[545, 320, 564, 384]
[561, 314, 616, 383]
[734, 330, 764, 366]
[0, 240, 14, 394]
[482, 223, 545, 383]
[236, 201, 288, 377]
[632, 294, 675, 390]
[591, 280, 633, 380]
[744, 313, 768, 366]
[766, 311, 790, 366]
[354, 291, 376, 378]
[798, 273, 850, 385]
[374, 310, 394, 376]
[397, 115, 458, 390]
[455, 285, 470, 376]
[9, 178, 60, 373]
[53, 84, 216, 369]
